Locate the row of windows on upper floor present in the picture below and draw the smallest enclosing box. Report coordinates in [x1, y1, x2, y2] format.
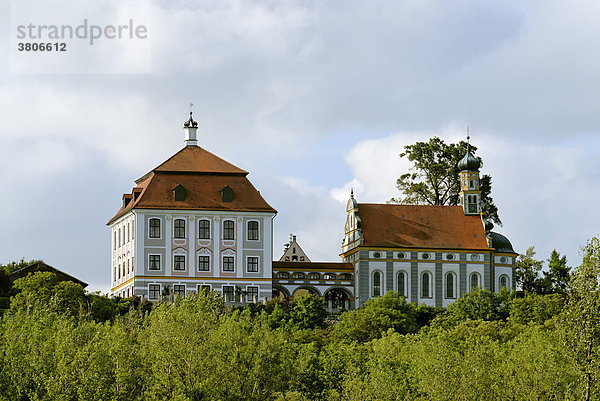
[145, 254, 261, 274]
[148, 218, 258, 241]
[371, 270, 511, 299]
[113, 219, 260, 250]
[370, 251, 487, 262]
[146, 283, 259, 303]
[368, 251, 512, 264]
[114, 221, 135, 250]
[114, 256, 134, 281]
[276, 272, 352, 281]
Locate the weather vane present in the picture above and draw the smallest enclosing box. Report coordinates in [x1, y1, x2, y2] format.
[467, 126, 470, 143]
[189, 102, 194, 114]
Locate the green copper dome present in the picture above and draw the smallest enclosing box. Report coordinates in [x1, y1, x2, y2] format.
[458, 150, 481, 172]
[489, 231, 515, 254]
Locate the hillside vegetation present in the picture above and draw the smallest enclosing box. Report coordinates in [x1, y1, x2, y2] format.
[1, 238, 599, 400]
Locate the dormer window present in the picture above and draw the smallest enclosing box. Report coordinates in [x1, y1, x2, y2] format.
[173, 184, 186, 201]
[123, 194, 132, 209]
[221, 186, 233, 202]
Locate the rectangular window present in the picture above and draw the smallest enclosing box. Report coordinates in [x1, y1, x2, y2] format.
[149, 255, 161, 270]
[173, 284, 186, 297]
[198, 220, 211, 239]
[174, 255, 186, 271]
[198, 284, 211, 294]
[222, 285, 234, 302]
[223, 220, 235, 240]
[246, 256, 259, 273]
[118, 228, 121, 247]
[246, 286, 259, 303]
[127, 222, 130, 242]
[198, 255, 210, 271]
[148, 284, 160, 300]
[113, 232, 116, 250]
[149, 218, 161, 238]
[247, 221, 259, 241]
[174, 219, 186, 239]
[223, 256, 234, 272]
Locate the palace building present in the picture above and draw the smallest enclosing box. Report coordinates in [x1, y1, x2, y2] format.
[108, 113, 276, 301]
[108, 115, 516, 308]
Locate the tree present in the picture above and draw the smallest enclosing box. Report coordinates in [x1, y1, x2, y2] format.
[288, 294, 328, 330]
[441, 288, 512, 324]
[563, 236, 600, 400]
[10, 271, 86, 316]
[390, 137, 501, 225]
[330, 292, 441, 343]
[0, 258, 41, 274]
[509, 292, 564, 326]
[515, 246, 547, 293]
[545, 249, 571, 293]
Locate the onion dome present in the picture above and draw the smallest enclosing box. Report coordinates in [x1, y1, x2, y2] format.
[489, 231, 515, 253]
[458, 149, 481, 171]
[183, 111, 198, 128]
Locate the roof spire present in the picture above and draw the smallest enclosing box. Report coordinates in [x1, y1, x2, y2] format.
[350, 187, 354, 198]
[183, 107, 198, 146]
[466, 126, 470, 152]
[457, 126, 480, 172]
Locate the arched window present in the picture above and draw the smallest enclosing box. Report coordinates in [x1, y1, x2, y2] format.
[340, 273, 351, 280]
[373, 271, 381, 297]
[247, 221, 259, 241]
[500, 275, 509, 290]
[174, 219, 186, 239]
[446, 272, 455, 299]
[293, 272, 305, 279]
[223, 220, 235, 240]
[278, 272, 289, 279]
[470, 273, 480, 291]
[325, 273, 336, 280]
[198, 220, 211, 239]
[308, 272, 320, 280]
[149, 218, 161, 238]
[397, 271, 406, 297]
[421, 272, 431, 298]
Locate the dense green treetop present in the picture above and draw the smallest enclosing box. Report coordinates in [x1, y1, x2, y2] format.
[390, 136, 501, 225]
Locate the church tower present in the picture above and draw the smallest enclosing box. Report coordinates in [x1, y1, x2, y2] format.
[458, 136, 482, 215]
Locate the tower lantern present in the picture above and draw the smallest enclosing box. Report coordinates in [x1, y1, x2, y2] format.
[183, 111, 198, 146]
[458, 134, 482, 215]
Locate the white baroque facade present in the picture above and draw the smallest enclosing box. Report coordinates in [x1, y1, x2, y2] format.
[108, 113, 276, 302]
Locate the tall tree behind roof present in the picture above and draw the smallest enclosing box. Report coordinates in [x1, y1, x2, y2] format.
[389, 136, 501, 225]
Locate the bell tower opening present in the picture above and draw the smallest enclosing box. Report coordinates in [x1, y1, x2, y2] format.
[458, 133, 482, 216]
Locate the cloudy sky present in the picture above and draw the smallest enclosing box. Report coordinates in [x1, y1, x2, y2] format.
[1, 0, 599, 292]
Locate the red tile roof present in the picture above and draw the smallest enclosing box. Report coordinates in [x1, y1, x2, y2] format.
[108, 146, 275, 225]
[357, 204, 489, 250]
[136, 146, 247, 183]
